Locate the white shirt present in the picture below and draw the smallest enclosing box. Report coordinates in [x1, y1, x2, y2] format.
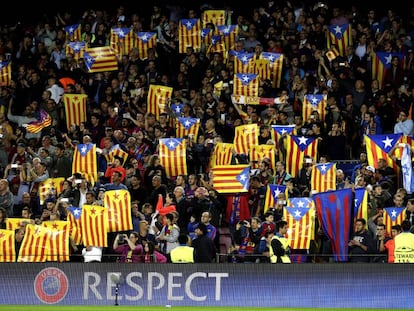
[82, 246, 102, 262]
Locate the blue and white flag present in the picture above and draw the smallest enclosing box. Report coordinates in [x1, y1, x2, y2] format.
[401, 144, 414, 194]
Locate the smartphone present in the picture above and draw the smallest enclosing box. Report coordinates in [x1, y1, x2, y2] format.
[114, 107, 119, 114]
[74, 179, 82, 184]
[61, 198, 69, 203]
[11, 164, 18, 168]
[220, 113, 226, 121]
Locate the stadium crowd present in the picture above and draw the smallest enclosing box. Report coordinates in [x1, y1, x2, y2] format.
[0, 1, 414, 263]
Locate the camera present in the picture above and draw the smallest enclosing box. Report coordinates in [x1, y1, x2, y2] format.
[118, 234, 126, 243]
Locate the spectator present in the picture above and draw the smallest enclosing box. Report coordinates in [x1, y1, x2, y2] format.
[192, 223, 216, 263]
[113, 231, 144, 263]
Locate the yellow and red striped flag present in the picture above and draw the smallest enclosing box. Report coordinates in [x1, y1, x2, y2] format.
[310, 162, 337, 193]
[326, 23, 352, 57]
[17, 224, 51, 262]
[202, 10, 226, 27]
[271, 124, 295, 157]
[72, 143, 98, 184]
[285, 135, 319, 177]
[26, 109, 52, 134]
[6, 218, 31, 231]
[105, 144, 129, 166]
[383, 207, 406, 236]
[67, 206, 82, 245]
[159, 138, 187, 178]
[38, 177, 64, 205]
[62, 93, 87, 129]
[84, 46, 118, 73]
[212, 164, 250, 194]
[201, 28, 213, 47]
[253, 58, 271, 81]
[147, 84, 173, 119]
[110, 27, 135, 58]
[104, 189, 132, 233]
[64, 23, 81, 41]
[363, 134, 401, 181]
[178, 18, 201, 53]
[81, 205, 108, 247]
[135, 32, 157, 60]
[233, 123, 258, 155]
[65, 41, 86, 60]
[249, 144, 275, 170]
[41, 220, 70, 262]
[206, 35, 227, 60]
[175, 117, 200, 142]
[210, 142, 234, 168]
[233, 73, 259, 97]
[234, 52, 255, 74]
[261, 52, 284, 88]
[0, 60, 11, 86]
[371, 52, 404, 89]
[264, 184, 287, 213]
[284, 197, 314, 250]
[217, 24, 238, 50]
[302, 94, 327, 122]
[0, 229, 16, 262]
[354, 188, 368, 223]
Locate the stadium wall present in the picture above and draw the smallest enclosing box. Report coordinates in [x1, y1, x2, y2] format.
[0, 263, 413, 309]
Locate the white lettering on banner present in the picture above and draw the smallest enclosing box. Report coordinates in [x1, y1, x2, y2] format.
[83, 272, 229, 301]
[83, 272, 102, 300]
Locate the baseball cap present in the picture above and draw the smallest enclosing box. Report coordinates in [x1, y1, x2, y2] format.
[366, 166, 375, 173]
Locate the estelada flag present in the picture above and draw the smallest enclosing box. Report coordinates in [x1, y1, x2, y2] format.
[233, 123, 258, 155]
[110, 27, 135, 58]
[284, 197, 314, 250]
[233, 73, 259, 97]
[234, 52, 255, 74]
[175, 117, 200, 143]
[326, 23, 352, 57]
[0, 60, 11, 86]
[84, 46, 118, 73]
[302, 94, 327, 122]
[313, 188, 353, 262]
[202, 10, 226, 28]
[106, 144, 129, 166]
[158, 138, 187, 178]
[285, 135, 319, 177]
[67, 206, 82, 245]
[62, 93, 87, 129]
[178, 18, 201, 53]
[81, 205, 108, 248]
[371, 52, 404, 89]
[261, 52, 284, 88]
[26, 109, 52, 134]
[17, 224, 52, 262]
[135, 32, 157, 60]
[264, 184, 287, 213]
[383, 207, 406, 236]
[65, 41, 86, 60]
[249, 144, 275, 170]
[354, 188, 368, 223]
[104, 189, 132, 233]
[41, 220, 70, 262]
[210, 142, 234, 168]
[217, 24, 238, 50]
[0, 229, 16, 262]
[147, 84, 173, 119]
[6, 218, 31, 231]
[212, 164, 250, 194]
[310, 162, 337, 193]
[64, 23, 81, 41]
[72, 143, 98, 184]
[38, 177, 64, 205]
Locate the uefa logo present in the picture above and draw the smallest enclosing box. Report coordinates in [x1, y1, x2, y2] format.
[34, 267, 69, 304]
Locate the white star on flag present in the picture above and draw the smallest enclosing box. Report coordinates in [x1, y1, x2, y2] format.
[298, 136, 308, 145]
[382, 136, 394, 148]
[294, 209, 302, 217]
[296, 200, 305, 208]
[334, 25, 342, 34]
[385, 54, 393, 64]
[168, 141, 176, 148]
[391, 209, 397, 218]
[239, 174, 247, 181]
[320, 164, 327, 171]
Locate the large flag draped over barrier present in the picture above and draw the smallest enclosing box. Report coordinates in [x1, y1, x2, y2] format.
[313, 188, 353, 262]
